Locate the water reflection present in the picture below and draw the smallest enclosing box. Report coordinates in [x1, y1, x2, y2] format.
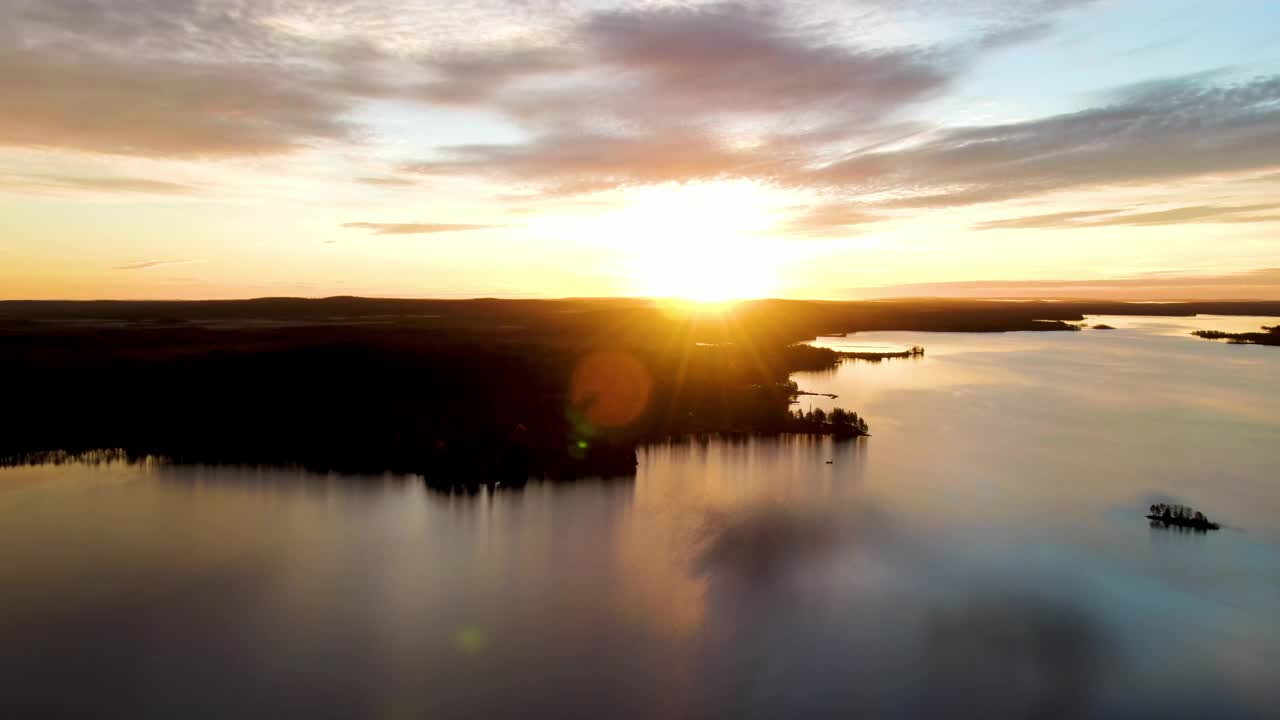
[2, 318, 1278, 717]
[690, 502, 1119, 718]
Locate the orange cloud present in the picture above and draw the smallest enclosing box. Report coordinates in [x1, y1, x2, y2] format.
[0, 49, 354, 157]
[3, 173, 196, 195]
[341, 222, 502, 235]
[849, 268, 1280, 300]
[975, 204, 1280, 230]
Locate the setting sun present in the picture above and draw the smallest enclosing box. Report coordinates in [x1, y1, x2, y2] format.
[631, 240, 777, 303]
[605, 182, 781, 302]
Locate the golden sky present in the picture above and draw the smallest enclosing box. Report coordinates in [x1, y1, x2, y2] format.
[3, 0, 1280, 300]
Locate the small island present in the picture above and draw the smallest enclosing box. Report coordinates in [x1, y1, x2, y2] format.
[788, 407, 869, 437]
[837, 345, 925, 361]
[1147, 503, 1220, 531]
[794, 390, 838, 399]
[1092, 324, 1116, 330]
[1192, 325, 1280, 346]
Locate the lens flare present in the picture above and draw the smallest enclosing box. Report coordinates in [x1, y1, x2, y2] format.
[569, 351, 653, 429]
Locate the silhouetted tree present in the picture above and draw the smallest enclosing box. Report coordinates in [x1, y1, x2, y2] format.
[1147, 502, 1218, 530]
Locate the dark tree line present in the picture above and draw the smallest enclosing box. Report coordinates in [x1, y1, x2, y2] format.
[1147, 503, 1219, 531]
[1192, 325, 1280, 346]
[789, 406, 869, 436]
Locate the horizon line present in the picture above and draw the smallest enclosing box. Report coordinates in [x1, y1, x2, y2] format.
[4, 295, 1280, 304]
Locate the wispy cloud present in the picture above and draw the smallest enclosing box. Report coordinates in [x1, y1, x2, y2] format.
[775, 204, 884, 238]
[404, 26, 1280, 210]
[817, 73, 1280, 208]
[403, 131, 780, 194]
[41, 174, 196, 194]
[971, 209, 1127, 230]
[1, 0, 1156, 203]
[400, 2, 962, 191]
[342, 222, 502, 235]
[1, 47, 354, 157]
[848, 268, 1280, 300]
[975, 203, 1280, 230]
[3, 0, 359, 158]
[114, 259, 204, 271]
[356, 176, 417, 187]
[2, 173, 198, 196]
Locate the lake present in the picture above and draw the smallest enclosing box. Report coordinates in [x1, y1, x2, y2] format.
[2, 316, 1277, 718]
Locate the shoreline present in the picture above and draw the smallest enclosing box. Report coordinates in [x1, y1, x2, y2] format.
[1, 425, 872, 486]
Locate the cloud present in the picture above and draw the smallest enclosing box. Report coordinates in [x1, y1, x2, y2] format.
[975, 203, 1280, 230]
[341, 222, 501, 235]
[406, 2, 954, 125]
[578, 3, 948, 119]
[414, 46, 580, 106]
[4, 173, 197, 195]
[115, 259, 203, 270]
[1, 0, 371, 158]
[816, 73, 1280, 207]
[355, 176, 417, 187]
[969, 0, 1101, 49]
[404, 131, 784, 194]
[0, 45, 354, 157]
[402, 8, 1280, 207]
[776, 203, 884, 238]
[848, 268, 1280, 300]
[971, 209, 1121, 229]
[11, 0, 1272, 220]
[13, 0, 275, 56]
[401, 2, 968, 191]
[2, 1, 581, 160]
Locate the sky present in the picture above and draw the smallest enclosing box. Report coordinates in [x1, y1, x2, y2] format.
[2, 0, 1280, 301]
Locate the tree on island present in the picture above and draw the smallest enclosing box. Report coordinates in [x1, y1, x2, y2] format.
[1192, 325, 1280, 346]
[1147, 503, 1219, 530]
[795, 406, 868, 435]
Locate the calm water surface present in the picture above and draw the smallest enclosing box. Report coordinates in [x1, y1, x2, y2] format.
[2, 316, 1277, 718]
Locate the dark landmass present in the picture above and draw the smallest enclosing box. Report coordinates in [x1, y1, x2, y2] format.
[789, 407, 869, 437]
[1192, 325, 1280, 346]
[1092, 324, 1116, 330]
[837, 345, 925, 361]
[3, 297, 1277, 484]
[1146, 503, 1220, 532]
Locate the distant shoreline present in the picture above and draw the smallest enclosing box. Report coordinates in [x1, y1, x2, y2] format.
[1192, 325, 1280, 346]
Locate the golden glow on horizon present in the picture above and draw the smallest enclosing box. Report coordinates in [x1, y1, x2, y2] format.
[2, 174, 1278, 301]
